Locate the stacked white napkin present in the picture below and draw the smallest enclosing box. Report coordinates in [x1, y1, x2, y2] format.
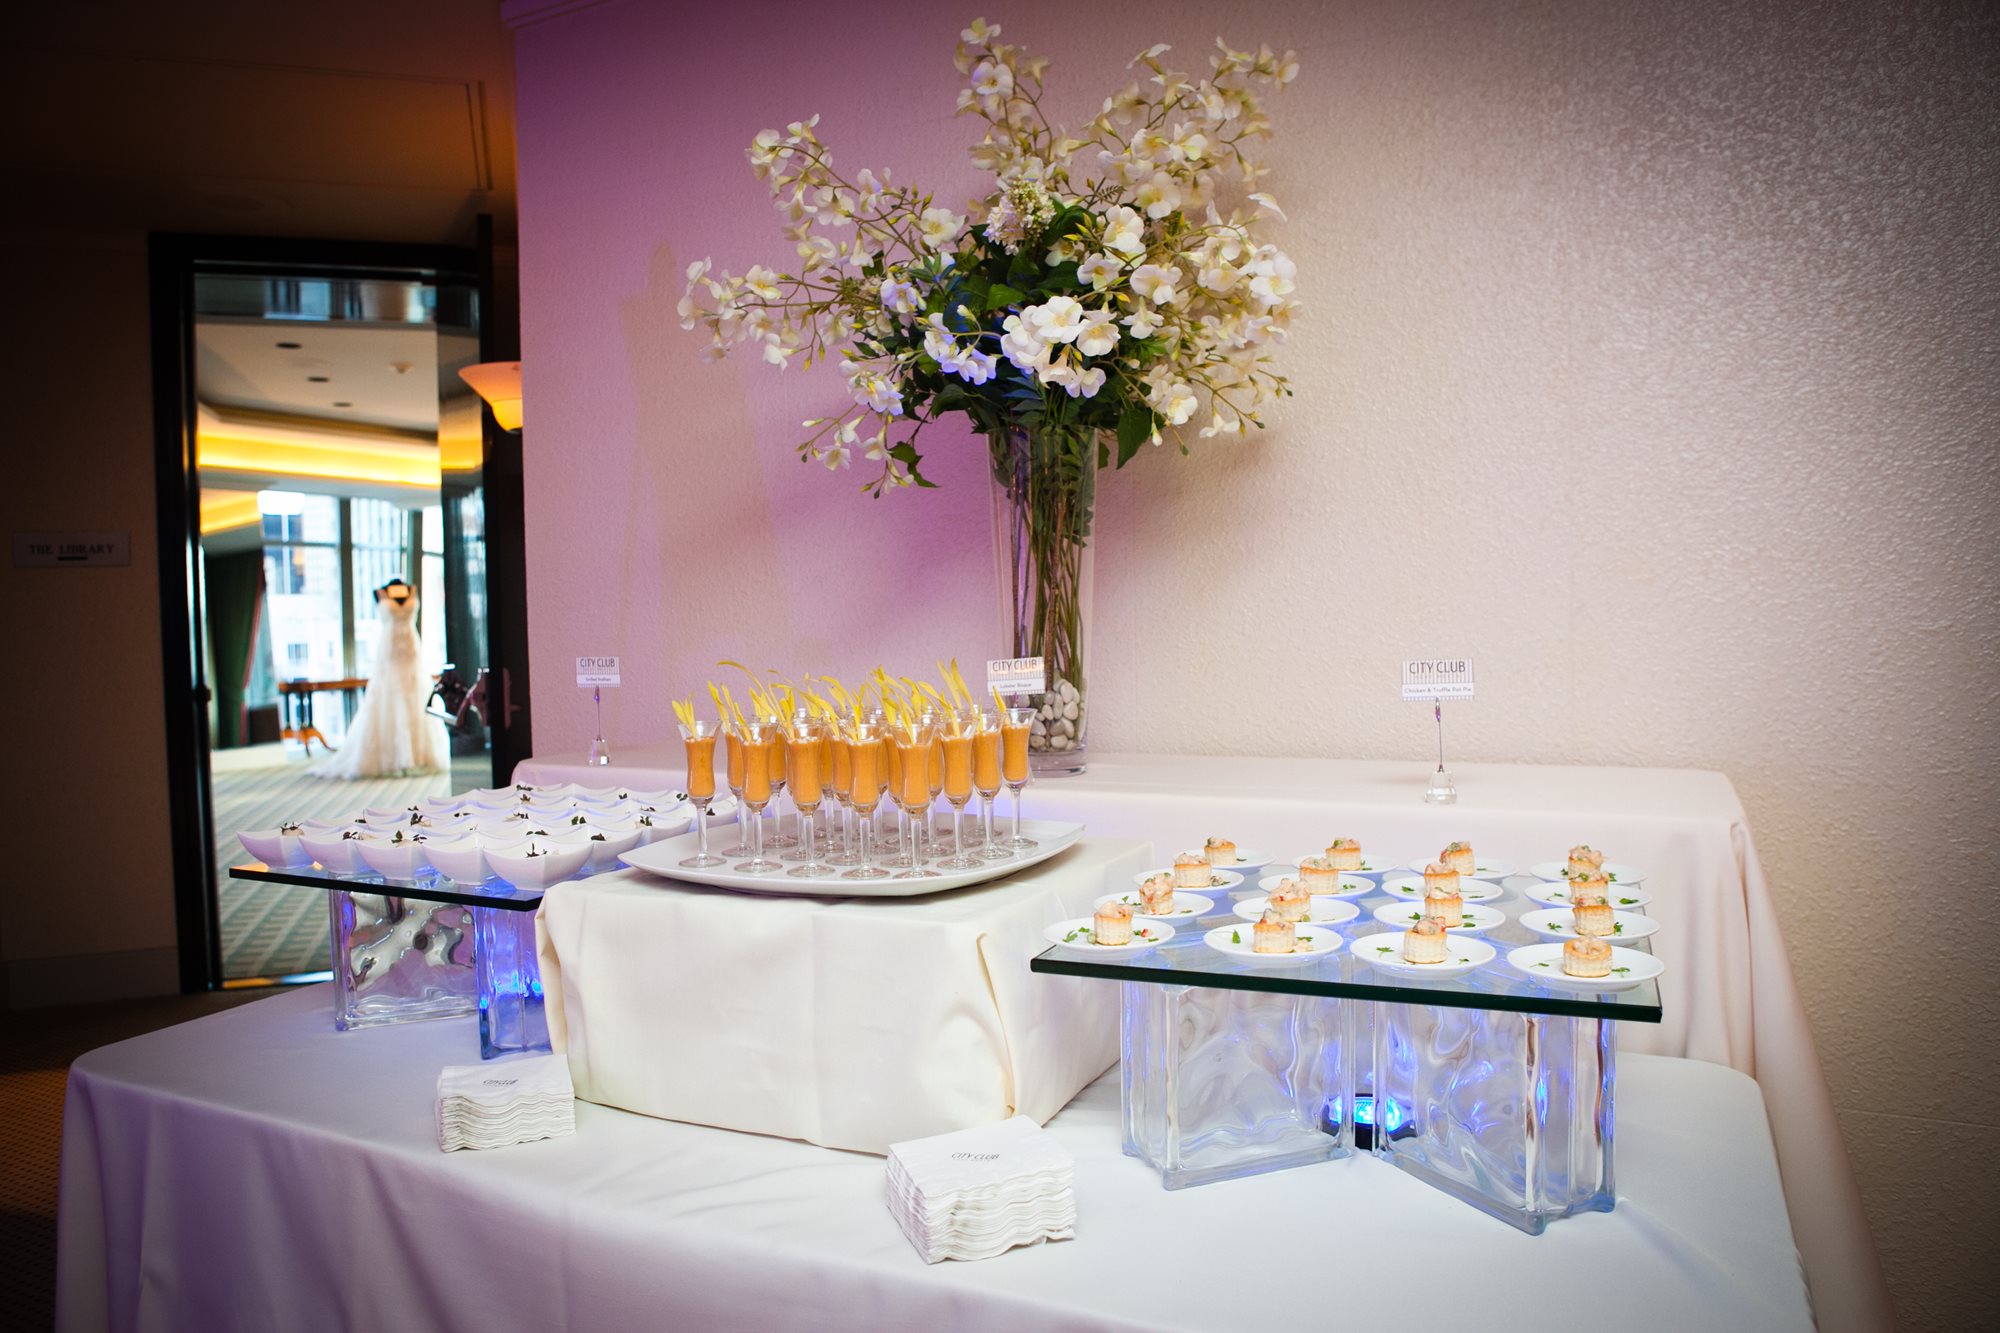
[885, 1115, 1076, 1263]
[435, 1053, 576, 1152]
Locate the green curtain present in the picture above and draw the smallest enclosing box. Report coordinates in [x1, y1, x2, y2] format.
[206, 550, 265, 749]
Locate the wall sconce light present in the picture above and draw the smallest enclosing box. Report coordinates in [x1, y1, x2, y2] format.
[458, 361, 523, 432]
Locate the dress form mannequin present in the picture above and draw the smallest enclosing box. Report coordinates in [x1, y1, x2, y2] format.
[310, 579, 450, 779]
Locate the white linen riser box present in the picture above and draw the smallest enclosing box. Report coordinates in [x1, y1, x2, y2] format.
[534, 837, 1154, 1153]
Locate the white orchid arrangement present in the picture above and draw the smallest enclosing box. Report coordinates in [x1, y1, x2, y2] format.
[679, 17, 1300, 496]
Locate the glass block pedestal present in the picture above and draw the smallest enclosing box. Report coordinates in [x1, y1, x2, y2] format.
[1121, 983, 1351, 1189]
[1371, 1003, 1614, 1233]
[328, 891, 477, 1030]
[473, 905, 551, 1060]
[233, 862, 553, 1059]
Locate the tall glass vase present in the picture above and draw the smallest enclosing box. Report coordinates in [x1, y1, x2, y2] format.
[989, 424, 1096, 776]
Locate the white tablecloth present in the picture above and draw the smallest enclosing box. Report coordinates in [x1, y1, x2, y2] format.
[516, 748, 1884, 1330]
[58, 986, 1812, 1333]
[534, 839, 1149, 1152]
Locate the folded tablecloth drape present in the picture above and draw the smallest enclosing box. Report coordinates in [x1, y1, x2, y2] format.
[57, 985, 1813, 1333]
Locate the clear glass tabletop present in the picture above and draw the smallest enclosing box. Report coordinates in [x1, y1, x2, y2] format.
[229, 862, 549, 913]
[1031, 877, 1663, 1023]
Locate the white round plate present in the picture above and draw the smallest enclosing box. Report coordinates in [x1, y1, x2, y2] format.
[1371, 901, 1507, 935]
[1133, 867, 1243, 891]
[1288, 853, 1391, 875]
[1517, 907, 1661, 942]
[1043, 916, 1174, 953]
[1505, 942, 1665, 991]
[1259, 873, 1372, 899]
[1349, 932, 1496, 978]
[1203, 922, 1338, 966]
[1097, 891, 1214, 921]
[1407, 858, 1515, 879]
[1231, 896, 1361, 927]
[1529, 860, 1648, 885]
[1523, 879, 1653, 910]
[1381, 875, 1503, 903]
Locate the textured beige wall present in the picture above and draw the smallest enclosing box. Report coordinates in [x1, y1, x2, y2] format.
[512, 1, 1999, 1324]
[0, 235, 179, 984]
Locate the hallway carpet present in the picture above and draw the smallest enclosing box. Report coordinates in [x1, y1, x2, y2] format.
[0, 990, 274, 1332]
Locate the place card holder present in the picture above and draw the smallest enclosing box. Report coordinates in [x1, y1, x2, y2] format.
[327, 891, 478, 1030]
[1120, 982, 1353, 1189]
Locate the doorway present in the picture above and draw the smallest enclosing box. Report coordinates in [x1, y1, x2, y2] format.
[152, 233, 531, 990]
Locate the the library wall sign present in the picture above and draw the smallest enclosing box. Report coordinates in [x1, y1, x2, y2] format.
[13, 532, 131, 568]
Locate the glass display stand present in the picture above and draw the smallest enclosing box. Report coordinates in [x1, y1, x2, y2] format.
[232, 862, 552, 1059]
[1033, 880, 1658, 1229]
[473, 904, 550, 1060]
[1372, 1004, 1612, 1233]
[1122, 984, 1351, 1188]
[327, 891, 476, 1030]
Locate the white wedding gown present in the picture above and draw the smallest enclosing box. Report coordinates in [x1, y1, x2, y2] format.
[310, 592, 450, 779]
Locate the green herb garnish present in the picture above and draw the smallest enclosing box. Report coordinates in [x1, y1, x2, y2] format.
[1232, 930, 1242, 944]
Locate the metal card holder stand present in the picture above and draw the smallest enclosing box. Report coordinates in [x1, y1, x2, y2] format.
[1403, 658, 1471, 805]
[1425, 700, 1456, 805]
[588, 684, 611, 767]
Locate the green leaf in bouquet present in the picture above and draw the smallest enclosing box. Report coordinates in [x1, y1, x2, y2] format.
[984, 283, 1025, 314]
[888, 443, 938, 488]
[1005, 250, 1040, 291]
[1115, 404, 1156, 466]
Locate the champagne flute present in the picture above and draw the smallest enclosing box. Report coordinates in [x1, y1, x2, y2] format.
[814, 719, 837, 855]
[1000, 705, 1038, 850]
[921, 706, 950, 857]
[765, 717, 793, 850]
[892, 719, 941, 879]
[722, 724, 750, 855]
[784, 717, 833, 878]
[841, 719, 890, 880]
[677, 717, 726, 868]
[936, 713, 982, 870]
[970, 707, 1010, 860]
[825, 727, 858, 866]
[878, 717, 913, 869]
[733, 718, 783, 874]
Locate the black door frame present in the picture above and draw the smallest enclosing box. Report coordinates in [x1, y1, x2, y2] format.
[149, 231, 530, 993]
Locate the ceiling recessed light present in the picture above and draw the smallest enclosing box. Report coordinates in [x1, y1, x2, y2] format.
[332, 402, 353, 408]
[276, 341, 302, 349]
[307, 375, 330, 383]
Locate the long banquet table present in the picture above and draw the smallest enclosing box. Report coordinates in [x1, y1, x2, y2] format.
[514, 748, 1887, 1331]
[59, 985, 1814, 1332]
